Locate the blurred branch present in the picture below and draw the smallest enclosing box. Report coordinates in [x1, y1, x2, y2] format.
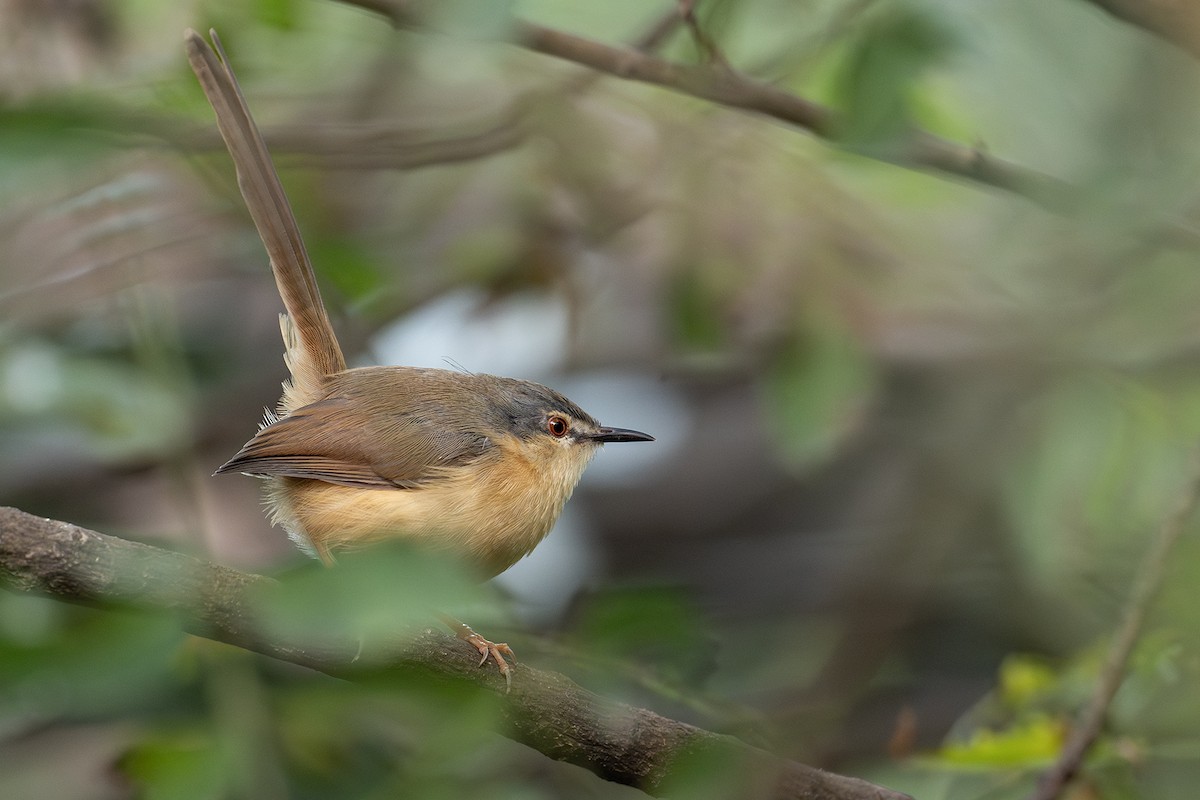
[677, 0, 734, 70]
[0, 506, 910, 800]
[163, 4, 684, 169]
[1083, 0, 1200, 60]
[162, 115, 525, 170]
[339, 0, 1074, 208]
[629, 0, 693, 53]
[260, 120, 524, 170]
[1028, 449, 1200, 800]
[560, 0, 689, 93]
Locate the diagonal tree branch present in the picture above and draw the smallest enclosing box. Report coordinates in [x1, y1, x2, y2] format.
[1082, 0, 1200, 60]
[0, 506, 910, 800]
[177, 117, 527, 170]
[338, 0, 1074, 209]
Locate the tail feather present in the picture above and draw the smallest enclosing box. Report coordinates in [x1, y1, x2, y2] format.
[184, 28, 345, 410]
[278, 312, 324, 413]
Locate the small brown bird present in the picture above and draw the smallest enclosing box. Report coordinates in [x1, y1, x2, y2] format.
[184, 29, 652, 685]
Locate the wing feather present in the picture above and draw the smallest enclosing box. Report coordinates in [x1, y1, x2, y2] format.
[216, 385, 492, 488]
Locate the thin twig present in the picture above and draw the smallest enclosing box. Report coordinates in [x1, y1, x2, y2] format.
[678, 0, 733, 70]
[634, 1, 691, 52]
[1028, 448, 1200, 800]
[560, 0, 690, 95]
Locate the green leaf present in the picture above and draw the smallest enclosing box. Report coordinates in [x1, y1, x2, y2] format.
[936, 714, 1063, 767]
[657, 737, 764, 800]
[308, 233, 386, 305]
[0, 606, 184, 720]
[998, 654, 1058, 708]
[254, 0, 300, 30]
[571, 586, 713, 685]
[0, 339, 192, 464]
[1003, 372, 1200, 589]
[834, 3, 955, 147]
[254, 541, 491, 655]
[121, 729, 232, 800]
[668, 268, 730, 352]
[761, 328, 875, 468]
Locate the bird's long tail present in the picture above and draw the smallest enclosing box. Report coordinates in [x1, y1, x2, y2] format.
[184, 28, 345, 411]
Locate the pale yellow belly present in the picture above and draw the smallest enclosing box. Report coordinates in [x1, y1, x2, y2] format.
[264, 448, 587, 578]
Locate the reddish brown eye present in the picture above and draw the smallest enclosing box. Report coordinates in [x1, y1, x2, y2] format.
[547, 415, 569, 438]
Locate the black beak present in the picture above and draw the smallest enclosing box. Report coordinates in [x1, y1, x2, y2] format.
[590, 426, 655, 443]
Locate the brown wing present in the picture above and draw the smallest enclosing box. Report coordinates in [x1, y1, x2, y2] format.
[215, 390, 493, 489]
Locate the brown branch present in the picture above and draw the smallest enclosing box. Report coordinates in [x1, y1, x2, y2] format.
[634, 1, 690, 52]
[560, 0, 690, 94]
[146, 113, 525, 170]
[1083, 0, 1200, 60]
[513, 22, 833, 131]
[1028, 449, 1200, 800]
[259, 120, 525, 170]
[678, 0, 734, 70]
[0, 506, 910, 800]
[512, 22, 1076, 207]
[236, 5, 684, 167]
[336, 0, 1074, 209]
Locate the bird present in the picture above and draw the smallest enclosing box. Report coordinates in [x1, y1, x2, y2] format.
[184, 29, 653, 687]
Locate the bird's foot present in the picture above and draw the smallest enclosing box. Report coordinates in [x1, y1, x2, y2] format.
[440, 615, 516, 692]
[463, 631, 515, 692]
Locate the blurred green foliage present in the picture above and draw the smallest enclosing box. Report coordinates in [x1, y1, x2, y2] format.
[833, 4, 956, 147]
[762, 325, 876, 468]
[4, 0, 1200, 798]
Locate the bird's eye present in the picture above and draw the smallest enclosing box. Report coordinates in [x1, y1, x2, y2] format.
[547, 415, 570, 438]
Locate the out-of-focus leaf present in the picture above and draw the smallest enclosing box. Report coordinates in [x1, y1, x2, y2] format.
[0, 339, 191, 464]
[254, 0, 301, 30]
[668, 265, 731, 352]
[121, 728, 232, 800]
[936, 714, 1063, 767]
[307, 232, 386, 306]
[998, 654, 1057, 708]
[656, 738, 760, 800]
[833, 3, 955, 147]
[276, 678, 504, 783]
[761, 327, 875, 468]
[1003, 372, 1200, 591]
[935, 634, 1197, 786]
[277, 171, 389, 304]
[569, 585, 714, 687]
[0, 607, 184, 721]
[0, 592, 65, 648]
[0, 100, 117, 163]
[254, 541, 493, 655]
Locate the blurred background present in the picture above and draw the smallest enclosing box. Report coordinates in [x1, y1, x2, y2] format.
[4, 0, 1200, 798]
